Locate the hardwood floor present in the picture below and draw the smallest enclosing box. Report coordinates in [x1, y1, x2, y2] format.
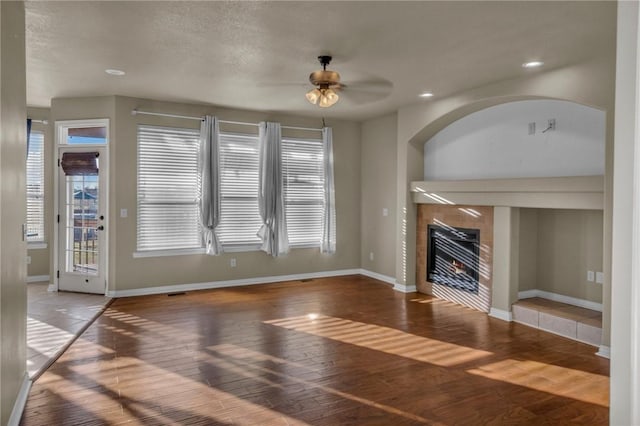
[21, 275, 609, 425]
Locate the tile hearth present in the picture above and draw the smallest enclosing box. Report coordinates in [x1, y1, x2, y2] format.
[513, 297, 602, 346]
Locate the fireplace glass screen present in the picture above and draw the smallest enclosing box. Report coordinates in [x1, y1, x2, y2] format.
[427, 225, 480, 294]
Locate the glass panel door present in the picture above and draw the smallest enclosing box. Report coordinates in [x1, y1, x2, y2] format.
[57, 147, 107, 294]
[65, 174, 99, 275]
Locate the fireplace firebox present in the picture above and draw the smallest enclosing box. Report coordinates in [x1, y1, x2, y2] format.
[427, 225, 480, 294]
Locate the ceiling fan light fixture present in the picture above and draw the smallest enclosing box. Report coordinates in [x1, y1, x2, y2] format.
[307, 55, 341, 108]
[306, 88, 322, 105]
[321, 88, 339, 107]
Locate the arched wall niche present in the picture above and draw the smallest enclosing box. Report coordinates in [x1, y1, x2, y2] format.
[406, 94, 605, 150]
[420, 99, 605, 180]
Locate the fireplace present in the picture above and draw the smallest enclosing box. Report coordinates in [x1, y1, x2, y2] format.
[427, 225, 480, 294]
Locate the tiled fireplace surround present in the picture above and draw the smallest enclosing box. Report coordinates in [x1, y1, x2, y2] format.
[417, 204, 494, 313]
[411, 176, 605, 347]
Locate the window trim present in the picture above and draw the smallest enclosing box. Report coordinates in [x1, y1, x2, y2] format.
[134, 125, 330, 255]
[136, 124, 203, 253]
[56, 118, 110, 147]
[26, 129, 45, 243]
[281, 135, 325, 248]
[217, 131, 263, 250]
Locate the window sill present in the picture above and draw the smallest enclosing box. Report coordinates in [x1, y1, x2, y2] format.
[133, 248, 205, 258]
[133, 243, 322, 258]
[221, 244, 262, 253]
[27, 242, 47, 250]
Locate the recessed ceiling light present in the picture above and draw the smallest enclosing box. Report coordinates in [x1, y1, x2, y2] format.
[419, 92, 434, 98]
[105, 68, 125, 76]
[522, 61, 544, 69]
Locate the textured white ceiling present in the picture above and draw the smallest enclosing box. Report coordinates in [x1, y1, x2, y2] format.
[25, 1, 616, 121]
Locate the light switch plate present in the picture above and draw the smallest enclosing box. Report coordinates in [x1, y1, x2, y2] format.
[120, 208, 128, 218]
[587, 271, 594, 282]
[596, 272, 604, 284]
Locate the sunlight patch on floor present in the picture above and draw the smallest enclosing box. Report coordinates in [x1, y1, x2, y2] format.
[467, 359, 609, 407]
[206, 343, 433, 424]
[264, 314, 492, 367]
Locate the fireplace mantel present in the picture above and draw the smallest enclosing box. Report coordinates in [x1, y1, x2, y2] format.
[411, 175, 603, 210]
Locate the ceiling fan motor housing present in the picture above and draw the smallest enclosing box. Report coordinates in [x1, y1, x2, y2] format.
[309, 70, 341, 88]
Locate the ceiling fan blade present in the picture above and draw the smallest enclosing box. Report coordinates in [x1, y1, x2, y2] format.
[339, 78, 393, 104]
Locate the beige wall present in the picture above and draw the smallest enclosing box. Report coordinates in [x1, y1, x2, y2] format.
[535, 209, 604, 303]
[45, 96, 362, 292]
[26, 107, 51, 278]
[0, 1, 27, 423]
[518, 209, 538, 292]
[519, 208, 604, 303]
[360, 113, 397, 278]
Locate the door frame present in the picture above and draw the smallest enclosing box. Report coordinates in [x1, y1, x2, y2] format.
[52, 119, 109, 294]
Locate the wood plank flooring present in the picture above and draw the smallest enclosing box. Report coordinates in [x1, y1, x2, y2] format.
[21, 275, 609, 425]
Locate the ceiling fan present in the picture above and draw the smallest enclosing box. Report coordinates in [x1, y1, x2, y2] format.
[295, 54, 393, 108]
[305, 55, 342, 108]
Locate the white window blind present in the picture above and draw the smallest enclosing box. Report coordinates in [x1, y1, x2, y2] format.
[282, 137, 324, 247]
[137, 125, 202, 252]
[217, 133, 262, 248]
[27, 131, 45, 242]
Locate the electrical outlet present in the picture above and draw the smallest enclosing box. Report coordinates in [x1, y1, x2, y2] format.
[528, 122, 536, 135]
[596, 272, 604, 284]
[26, 256, 31, 265]
[382, 208, 389, 217]
[120, 208, 128, 218]
[587, 270, 594, 282]
[369, 252, 374, 261]
[230, 258, 237, 268]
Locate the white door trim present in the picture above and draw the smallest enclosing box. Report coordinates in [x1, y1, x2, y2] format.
[52, 119, 109, 294]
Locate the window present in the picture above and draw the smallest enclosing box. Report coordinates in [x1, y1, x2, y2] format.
[282, 137, 324, 247]
[136, 125, 328, 254]
[137, 125, 202, 252]
[57, 119, 109, 145]
[27, 131, 45, 242]
[217, 133, 263, 249]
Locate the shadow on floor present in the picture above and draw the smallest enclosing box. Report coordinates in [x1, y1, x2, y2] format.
[27, 282, 111, 379]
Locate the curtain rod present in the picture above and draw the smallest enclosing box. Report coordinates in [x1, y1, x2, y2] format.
[131, 109, 323, 132]
[28, 118, 48, 125]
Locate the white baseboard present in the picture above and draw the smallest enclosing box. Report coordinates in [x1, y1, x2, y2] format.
[106, 269, 362, 297]
[359, 269, 396, 286]
[8, 373, 31, 426]
[26, 275, 49, 283]
[489, 307, 513, 322]
[393, 283, 417, 293]
[47, 283, 57, 292]
[518, 289, 603, 312]
[596, 344, 610, 359]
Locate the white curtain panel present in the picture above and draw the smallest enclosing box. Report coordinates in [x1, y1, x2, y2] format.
[199, 115, 223, 255]
[257, 121, 289, 256]
[321, 127, 336, 254]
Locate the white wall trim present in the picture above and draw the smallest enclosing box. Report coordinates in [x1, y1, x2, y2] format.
[596, 344, 611, 359]
[518, 289, 603, 312]
[106, 269, 362, 297]
[489, 307, 513, 322]
[393, 283, 417, 293]
[132, 248, 206, 258]
[359, 269, 396, 286]
[7, 374, 31, 426]
[27, 242, 47, 250]
[27, 275, 49, 283]
[47, 283, 57, 292]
